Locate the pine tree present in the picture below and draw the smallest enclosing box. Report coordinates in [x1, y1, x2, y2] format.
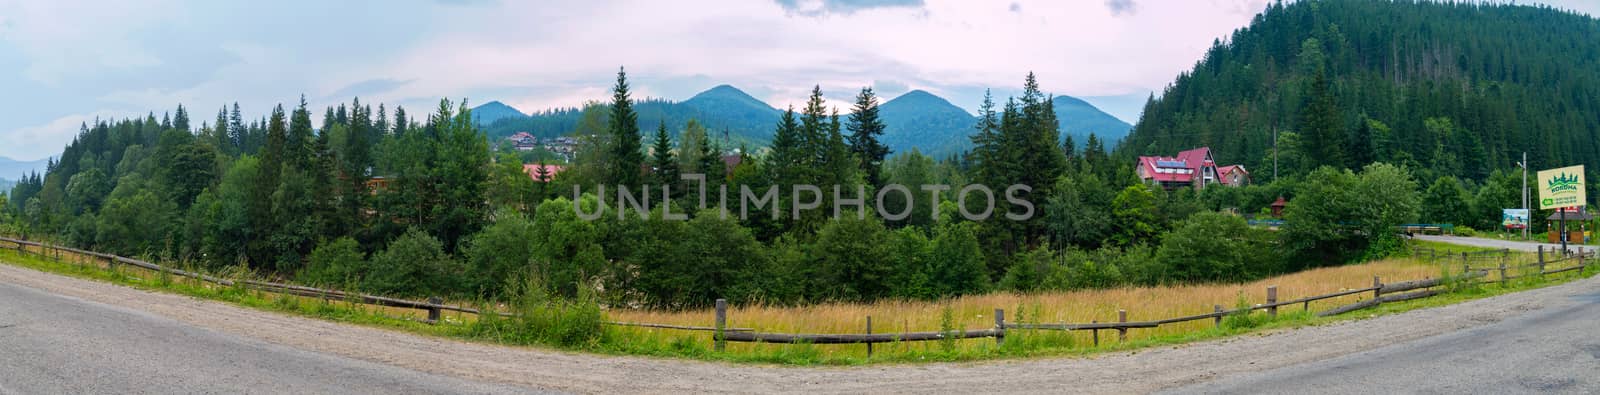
[173, 104, 190, 133]
[393, 106, 409, 137]
[340, 98, 374, 231]
[607, 67, 644, 187]
[1299, 69, 1346, 168]
[649, 121, 679, 198]
[228, 103, 245, 154]
[846, 87, 890, 186]
[286, 96, 314, 168]
[248, 104, 289, 268]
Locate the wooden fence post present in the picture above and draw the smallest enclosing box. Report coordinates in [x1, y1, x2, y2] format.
[1498, 259, 1508, 286]
[993, 308, 1005, 347]
[1213, 305, 1223, 327]
[1266, 286, 1278, 318]
[1373, 276, 1382, 300]
[426, 296, 442, 323]
[866, 315, 873, 358]
[714, 299, 727, 352]
[1117, 309, 1128, 342]
[1538, 245, 1545, 273]
[1091, 320, 1099, 347]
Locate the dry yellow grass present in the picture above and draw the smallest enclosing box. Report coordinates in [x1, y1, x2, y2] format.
[607, 256, 1479, 358]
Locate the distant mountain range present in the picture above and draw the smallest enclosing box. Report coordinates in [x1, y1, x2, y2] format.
[0, 156, 48, 194]
[0, 156, 49, 179]
[475, 85, 1131, 158]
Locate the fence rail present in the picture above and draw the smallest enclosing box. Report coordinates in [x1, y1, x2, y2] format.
[3, 236, 1592, 355]
[0, 236, 754, 332]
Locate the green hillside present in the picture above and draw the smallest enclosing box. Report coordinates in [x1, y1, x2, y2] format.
[469, 101, 526, 126]
[878, 90, 975, 157]
[1124, 0, 1600, 184]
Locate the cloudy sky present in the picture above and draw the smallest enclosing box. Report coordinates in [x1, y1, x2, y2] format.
[2, 0, 1597, 161]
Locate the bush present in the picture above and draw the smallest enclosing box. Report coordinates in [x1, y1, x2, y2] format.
[298, 237, 366, 287]
[1156, 212, 1281, 283]
[363, 228, 466, 298]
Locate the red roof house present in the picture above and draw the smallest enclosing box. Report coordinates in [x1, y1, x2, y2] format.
[1136, 147, 1246, 190]
[1218, 165, 1250, 187]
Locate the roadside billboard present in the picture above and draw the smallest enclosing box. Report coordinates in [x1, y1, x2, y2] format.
[1537, 165, 1586, 209]
[1502, 209, 1529, 229]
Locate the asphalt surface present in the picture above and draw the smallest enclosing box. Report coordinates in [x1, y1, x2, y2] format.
[1415, 234, 1595, 254]
[1165, 253, 1600, 394]
[0, 280, 546, 395]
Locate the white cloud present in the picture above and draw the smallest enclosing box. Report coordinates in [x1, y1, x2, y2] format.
[2, 111, 139, 161]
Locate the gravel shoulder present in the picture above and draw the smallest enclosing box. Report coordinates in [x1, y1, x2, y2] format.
[1, 257, 1596, 394]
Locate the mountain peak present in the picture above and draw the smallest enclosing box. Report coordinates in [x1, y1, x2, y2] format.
[884, 90, 966, 115]
[470, 101, 526, 125]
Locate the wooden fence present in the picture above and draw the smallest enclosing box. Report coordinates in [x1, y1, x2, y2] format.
[3, 236, 1592, 356]
[716, 248, 1592, 354]
[0, 236, 751, 332]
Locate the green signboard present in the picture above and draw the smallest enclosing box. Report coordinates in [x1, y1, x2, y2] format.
[1537, 165, 1586, 209]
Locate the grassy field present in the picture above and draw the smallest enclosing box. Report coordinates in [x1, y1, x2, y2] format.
[0, 241, 1590, 365]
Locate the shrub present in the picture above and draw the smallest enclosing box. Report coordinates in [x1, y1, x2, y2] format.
[1156, 212, 1281, 283]
[298, 237, 366, 287]
[364, 228, 466, 298]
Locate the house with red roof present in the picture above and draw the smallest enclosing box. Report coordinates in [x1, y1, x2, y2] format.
[1136, 147, 1249, 190]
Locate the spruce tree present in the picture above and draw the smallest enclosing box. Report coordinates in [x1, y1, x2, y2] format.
[649, 121, 679, 198]
[1299, 69, 1346, 169]
[846, 87, 890, 185]
[607, 67, 644, 187]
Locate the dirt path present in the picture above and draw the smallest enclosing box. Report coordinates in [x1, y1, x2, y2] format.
[1, 261, 1594, 394]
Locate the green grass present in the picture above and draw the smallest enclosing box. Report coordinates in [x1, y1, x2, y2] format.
[0, 246, 1593, 366]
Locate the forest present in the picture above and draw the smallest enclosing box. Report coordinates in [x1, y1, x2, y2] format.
[3, 0, 1592, 309]
[1124, 0, 1600, 229]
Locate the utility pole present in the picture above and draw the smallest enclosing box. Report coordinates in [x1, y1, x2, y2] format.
[1519, 152, 1528, 241]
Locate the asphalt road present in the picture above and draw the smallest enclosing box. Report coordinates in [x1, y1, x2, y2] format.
[1415, 234, 1595, 254]
[1166, 261, 1600, 394]
[0, 280, 545, 395]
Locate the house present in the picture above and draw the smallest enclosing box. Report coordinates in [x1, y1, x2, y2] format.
[541, 136, 581, 161]
[1135, 147, 1247, 190]
[506, 132, 537, 151]
[522, 164, 566, 183]
[1218, 165, 1250, 187]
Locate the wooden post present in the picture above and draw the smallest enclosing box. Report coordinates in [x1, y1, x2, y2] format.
[1498, 260, 1508, 287]
[1373, 276, 1382, 299]
[1538, 245, 1546, 273]
[714, 298, 727, 352]
[1213, 305, 1223, 327]
[1575, 247, 1585, 275]
[426, 296, 442, 323]
[1117, 309, 1128, 342]
[1461, 252, 1469, 272]
[1266, 286, 1278, 318]
[866, 315, 873, 358]
[993, 308, 1005, 347]
[1091, 320, 1099, 347]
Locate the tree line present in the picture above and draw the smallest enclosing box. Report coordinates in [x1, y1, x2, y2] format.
[2, 64, 1441, 309]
